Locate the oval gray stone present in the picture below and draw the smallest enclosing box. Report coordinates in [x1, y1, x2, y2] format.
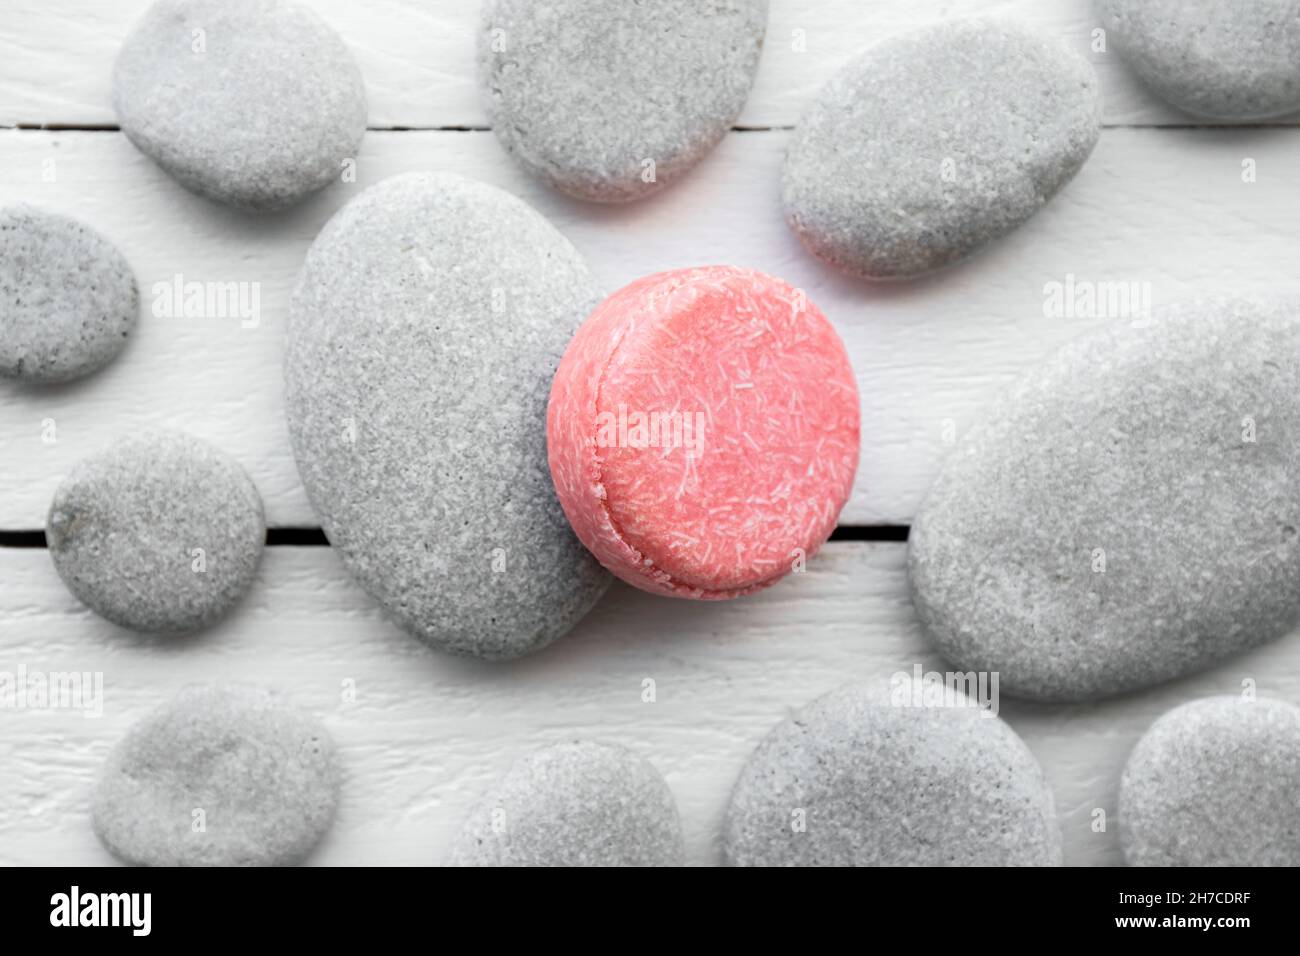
[1120, 696, 1300, 866]
[285, 172, 610, 660]
[449, 741, 684, 866]
[724, 683, 1062, 866]
[479, 0, 768, 203]
[94, 683, 340, 866]
[0, 205, 138, 384]
[113, 0, 367, 211]
[47, 429, 265, 633]
[1095, 0, 1300, 120]
[910, 299, 1300, 702]
[783, 19, 1101, 280]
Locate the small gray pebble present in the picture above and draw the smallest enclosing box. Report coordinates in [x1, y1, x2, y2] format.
[724, 683, 1062, 866]
[94, 683, 340, 867]
[285, 172, 610, 660]
[479, 0, 768, 203]
[783, 19, 1101, 280]
[1120, 696, 1300, 866]
[449, 741, 684, 866]
[0, 205, 138, 384]
[47, 430, 265, 633]
[1095, 0, 1300, 120]
[113, 0, 367, 211]
[910, 299, 1300, 702]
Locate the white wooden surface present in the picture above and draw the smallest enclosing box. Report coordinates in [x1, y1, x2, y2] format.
[4, 543, 1298, 867]
[3, 0, 1300, 867]
[4, 0, 1295, 129]
[6, 128, 1300, 527]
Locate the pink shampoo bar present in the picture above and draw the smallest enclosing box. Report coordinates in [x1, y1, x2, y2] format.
[547, 266, 860, 599]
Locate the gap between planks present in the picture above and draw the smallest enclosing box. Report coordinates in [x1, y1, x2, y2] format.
[0, 525, 913, 548]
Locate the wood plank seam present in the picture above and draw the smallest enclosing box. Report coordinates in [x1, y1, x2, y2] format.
[0, 526, 915, 545]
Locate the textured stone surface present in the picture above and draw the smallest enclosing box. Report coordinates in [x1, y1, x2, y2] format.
[113, 0, 367, 211]
[783, 18, 1100, 280]
[548, 266, 859, 599]
[910, 299, 1300, 702]
[479, 0, 767, 203]
[0, 205, 137, 384]
[1095, 0, 1300, 120]
[47, 429, 264, 633]
[724, 682, 1061, 866]
[449, 740, 683, 866]
[93, 683, 340, 867]
[286, 172, 610, 660]
[1120, 696, 1300, 866]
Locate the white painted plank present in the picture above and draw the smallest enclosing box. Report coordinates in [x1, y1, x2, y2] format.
[3, 541, 1298, 866]
[3, 127, 1298, 527]
[0, 0, 1267, 130]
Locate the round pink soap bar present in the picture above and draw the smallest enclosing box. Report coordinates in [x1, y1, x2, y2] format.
[547, 266, 860, 600]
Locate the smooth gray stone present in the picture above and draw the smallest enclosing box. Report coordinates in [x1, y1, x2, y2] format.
[910, 299, 1300, 702]
[1095, 0, 1300, 120]
[449, 741, 684, 866]
[724, 683, 1062, 866]
[285, 172, 610, 660]
[0, 205, 137, 384]
[93, 683, 340, 867]
[783, 19, 1101, 280]
[47, 429, 264, 633]
[1120, 696, 1300, 866]
[479, 0, 768, 203]
[113, 0, 367, 211]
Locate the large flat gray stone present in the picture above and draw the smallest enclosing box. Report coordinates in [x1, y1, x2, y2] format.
[1120, 696, 1300, 866]
[285, 172, 610, 660]
[910, 299, 1300, 701]
[0, 205, 137, 384]
[479, 0, 767, 203]
[783, 19, 1100, 280]
[93, 683, 340, 866]
[724, 682, 1062, 866]
[1096, 0, 1300, 120]
[113, 0, 367, 210]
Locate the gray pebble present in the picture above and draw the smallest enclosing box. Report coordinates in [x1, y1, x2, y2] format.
[449, 741, 684, 866]
[285, 172, 610, 660]
[1095, 0, 1300, 120]
[0, 205, 137, 384]
[1120, 696, 1300, 866]
[724, 683, 1061, 866]
[113, 0, 367, 211]
[479, 0, 768, 203]
[783, 19, 1101, 280]
[47, 430, 264, 633]
[94, 683, 340, 867]
[910, 299, 1300, 702]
